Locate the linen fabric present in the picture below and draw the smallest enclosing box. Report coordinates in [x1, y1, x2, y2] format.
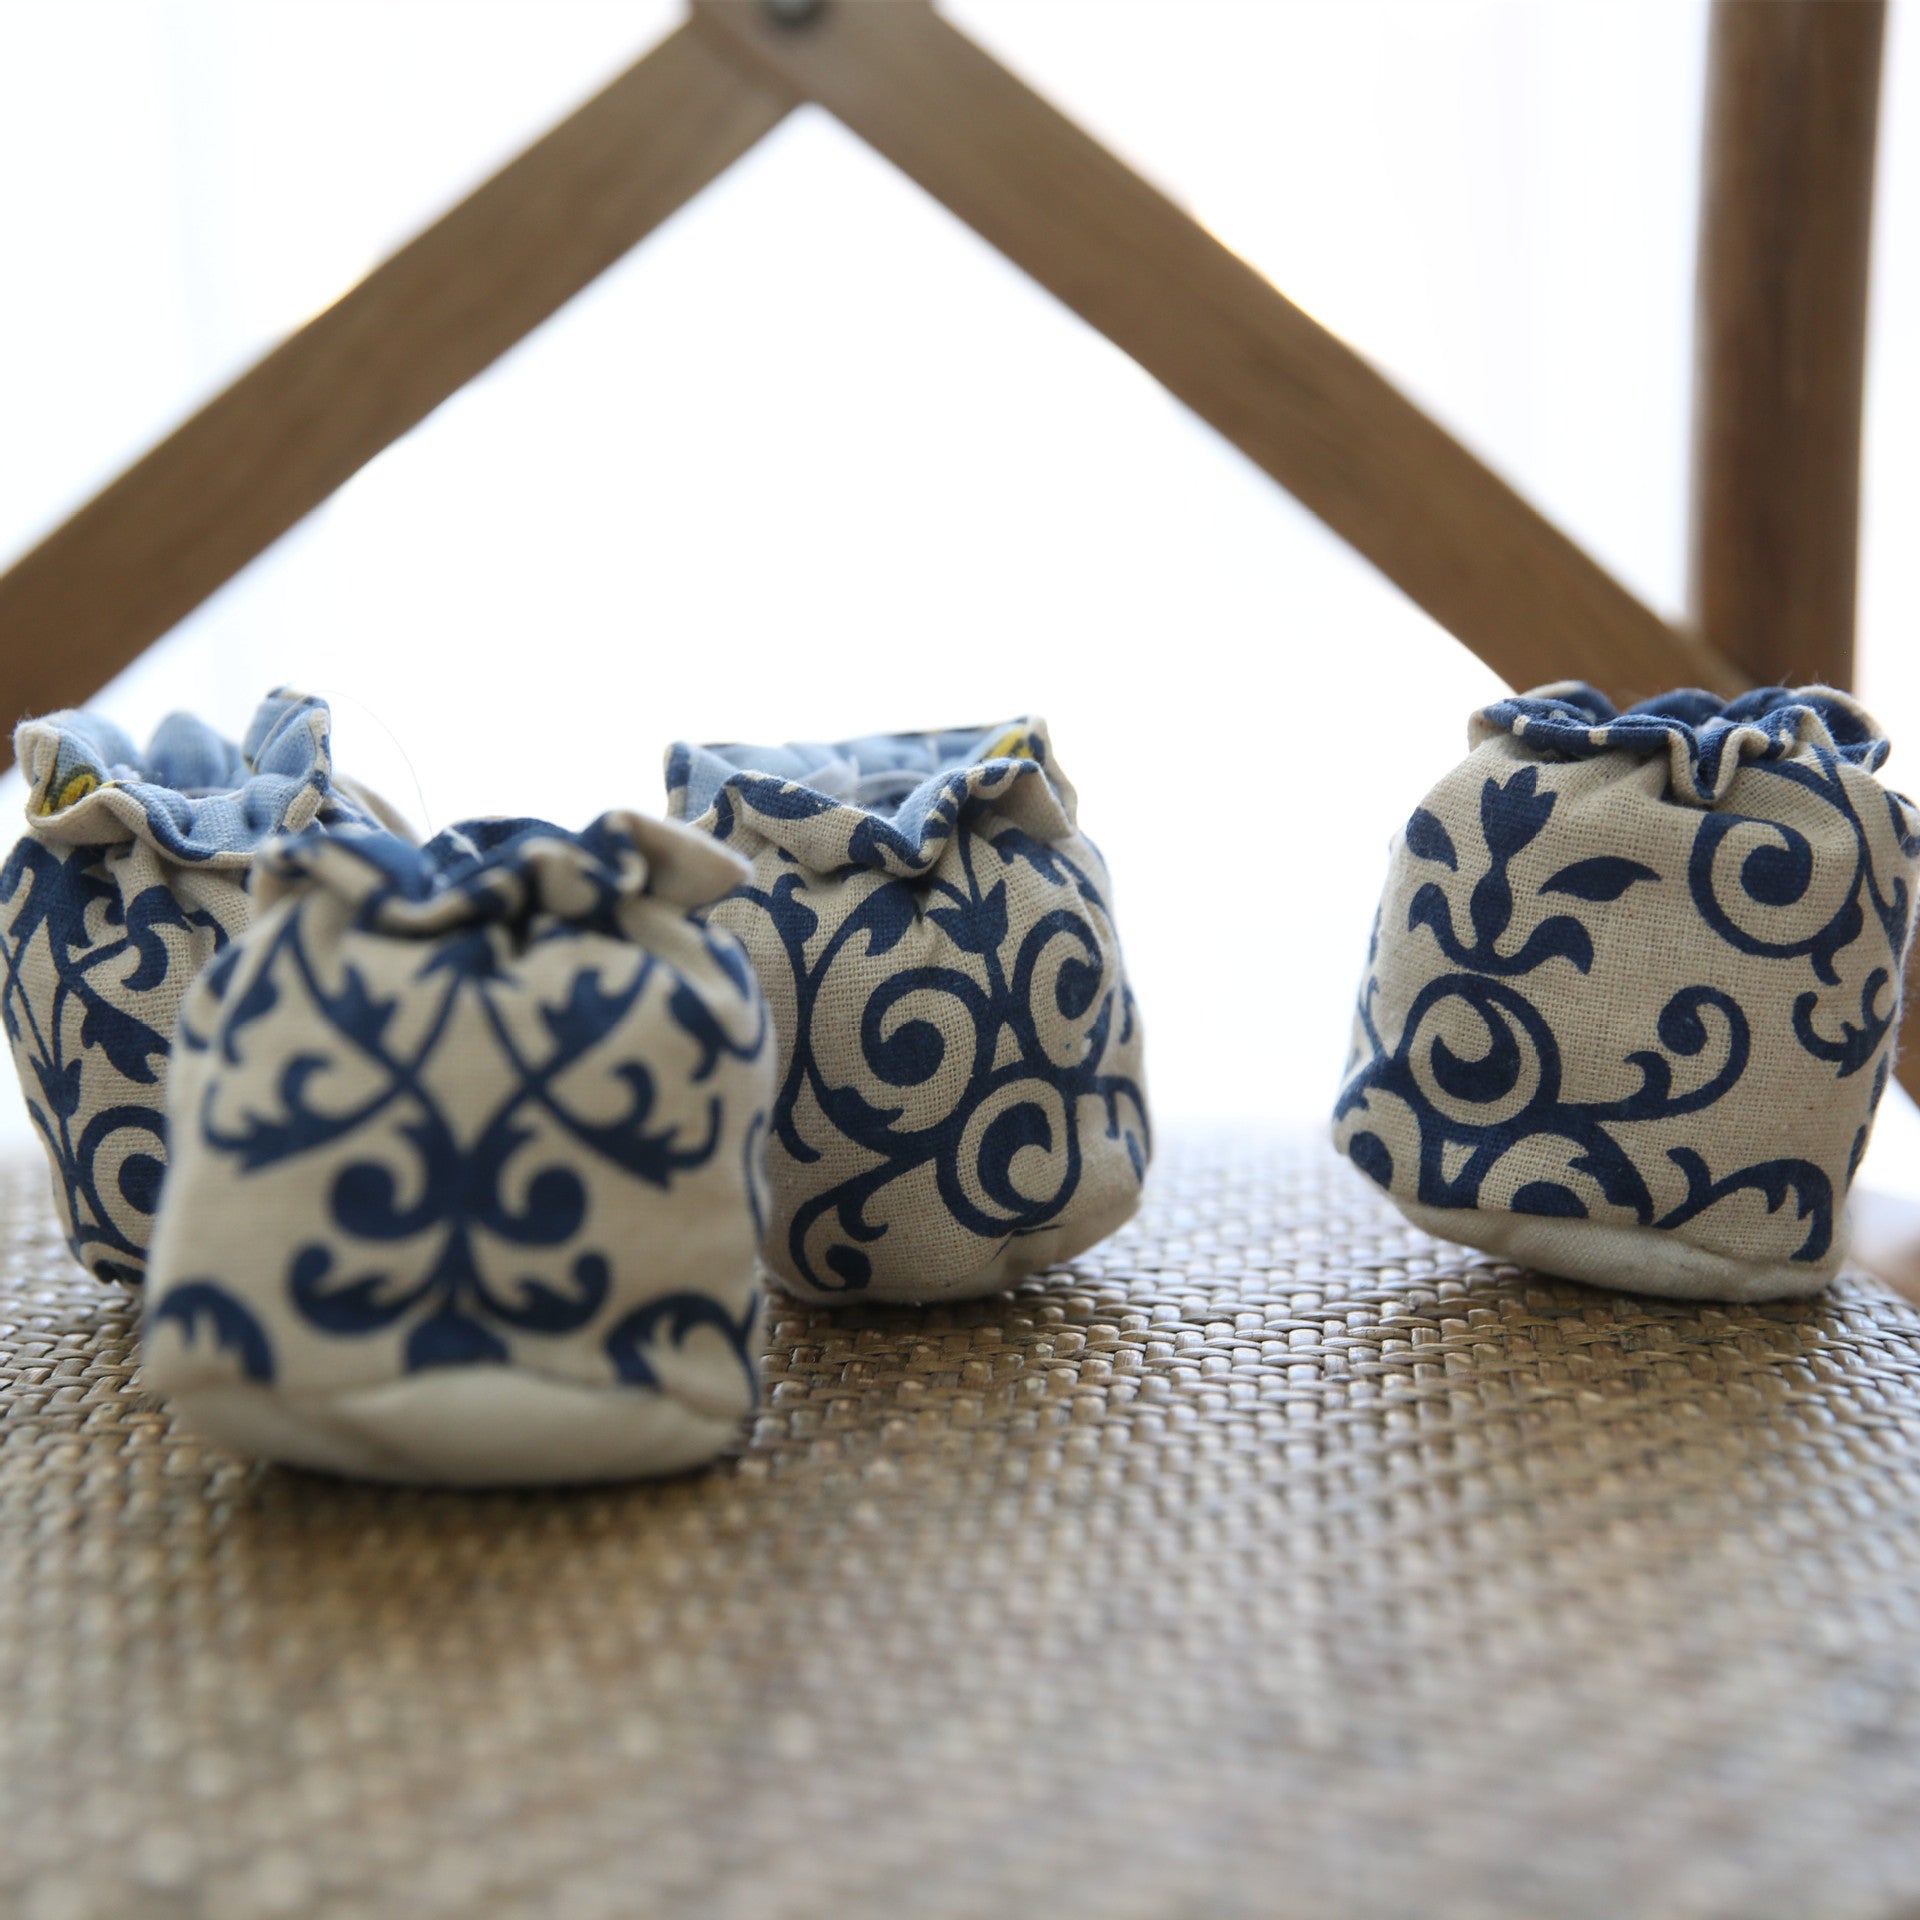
[667, 718, 1150, 1304]
[1334, 682, 1920, 1300]
[0, 691, 389, 1285]
[143, 810, 775, 1486]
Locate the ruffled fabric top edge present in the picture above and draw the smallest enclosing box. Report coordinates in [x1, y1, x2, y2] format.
[1471, 681, 1892, 807]
[14, 689, 379, 864]
[253, 809, 748, 934]
[664, 718, 1077, 877]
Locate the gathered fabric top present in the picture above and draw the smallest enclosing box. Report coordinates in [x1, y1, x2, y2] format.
[15, 689, 378, 863]
[665, 718, 1078, 877]
[254, 810, 747, 936]
[1471, 682, 1893, 808]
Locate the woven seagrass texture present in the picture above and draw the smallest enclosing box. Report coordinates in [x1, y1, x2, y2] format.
[5, 1132, 1920, 1920]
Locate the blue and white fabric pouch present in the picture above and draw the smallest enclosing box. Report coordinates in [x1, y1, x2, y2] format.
[0, 691, 392, 1285]
[1335, 683, 1920, 1301]
[143, 811, 774, 1486]
[667, 718, 1150, 1304]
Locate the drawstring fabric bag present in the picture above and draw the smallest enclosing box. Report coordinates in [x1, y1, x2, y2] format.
[667, 718, 1150, 1304]
[1334, 683, 1920, 1301]
[143, 811, 774, 1486]
[0, 690, 395, 1285]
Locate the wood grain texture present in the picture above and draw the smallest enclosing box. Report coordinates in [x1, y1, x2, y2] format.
[692, 0, 1744, 705]
[1686, 3, 1910, 1109]
[1691, 0, 1884, 690]
[0, 25, 792, 758]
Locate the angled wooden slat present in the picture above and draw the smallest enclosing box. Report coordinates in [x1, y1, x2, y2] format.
[1692, 0, 1885, 692]
[0, 24, 793, 758]
[692, 0, 1745, 705]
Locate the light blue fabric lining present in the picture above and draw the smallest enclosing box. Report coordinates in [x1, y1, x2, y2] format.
[672, 723, 1008, 830]
[665, 719, 1080, 878]
[17, 689, 368, 863]
[1474, 683, 1892, 808]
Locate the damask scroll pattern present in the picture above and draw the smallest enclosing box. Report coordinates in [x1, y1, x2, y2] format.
[729, 823, 1147, 1293]
[149, 820, 771, 1405]
[0, 840, 230, 1285]
[1336, 737, 1919, 1267]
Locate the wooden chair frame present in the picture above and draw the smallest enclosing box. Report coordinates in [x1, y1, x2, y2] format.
[0, 0, 1891, 1065]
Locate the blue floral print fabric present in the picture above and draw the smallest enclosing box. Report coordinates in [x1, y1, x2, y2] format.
[668, 718, 1150, 1304]
[142, 809, 774, 1485]
[1334, 682, 1920, 1301]
[0, 690, 389, 1285]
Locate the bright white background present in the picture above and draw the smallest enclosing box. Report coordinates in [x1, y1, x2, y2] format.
[1, 1, 1918, 1179]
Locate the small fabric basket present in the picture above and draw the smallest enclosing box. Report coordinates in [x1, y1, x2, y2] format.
[143, 810, 774, 1486]
[667, 717, 1150, 1304]
[1334, 682, 1920, 1300]
[0, 690, 387, 1284]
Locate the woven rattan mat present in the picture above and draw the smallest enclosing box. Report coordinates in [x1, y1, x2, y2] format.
[5, 1133, 1920, 1920]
